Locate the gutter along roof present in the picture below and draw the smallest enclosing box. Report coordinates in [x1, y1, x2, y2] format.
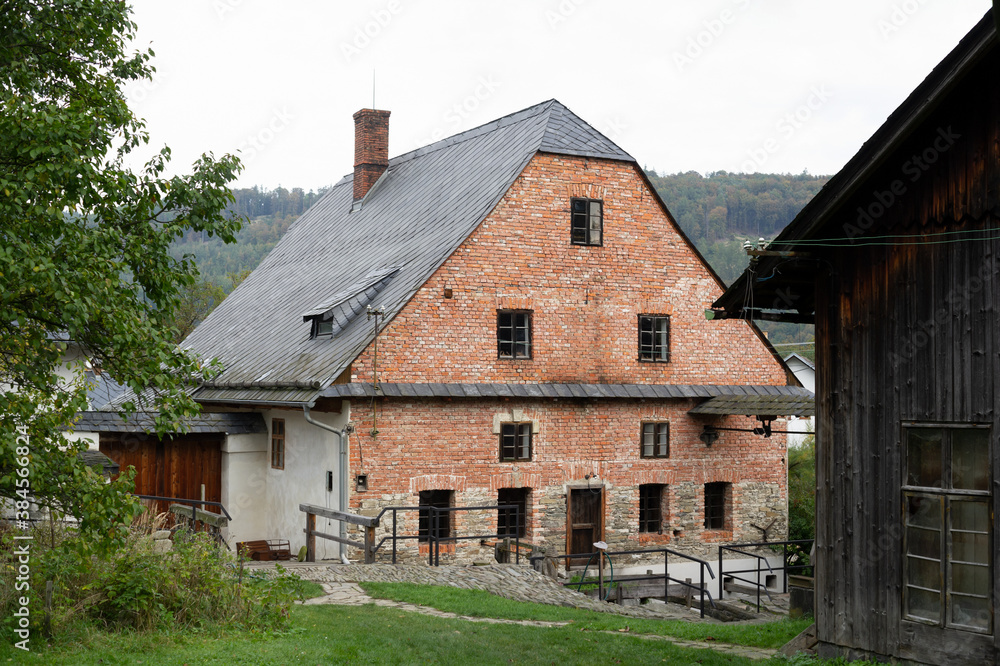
[710, 10, 999, 324]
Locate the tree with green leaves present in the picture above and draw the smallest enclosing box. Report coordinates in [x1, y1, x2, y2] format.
[787, 434, 816, 542]
[0, 0, 243, 552]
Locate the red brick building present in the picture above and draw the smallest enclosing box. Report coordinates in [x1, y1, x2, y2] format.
[93, 100, 809, 563]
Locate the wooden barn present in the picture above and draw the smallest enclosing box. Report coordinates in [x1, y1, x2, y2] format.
[710, 7, 1000, 664]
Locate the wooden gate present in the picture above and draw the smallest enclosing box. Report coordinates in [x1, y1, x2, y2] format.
[100, 434, 222, 514]
[566, 486, 604, 567]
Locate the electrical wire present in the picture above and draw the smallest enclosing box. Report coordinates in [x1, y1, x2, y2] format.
[766, 227, 1000, 247]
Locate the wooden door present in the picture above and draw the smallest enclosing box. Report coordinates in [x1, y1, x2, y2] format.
[567, 487, 604, 566]
[100, 434, 222, 514]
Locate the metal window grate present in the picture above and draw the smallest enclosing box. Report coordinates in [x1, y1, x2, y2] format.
[639, 484, 666, 533]
[704, 482, 728, 530]
[498, 488, 529, 538]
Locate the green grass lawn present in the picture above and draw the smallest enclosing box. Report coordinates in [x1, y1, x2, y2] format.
[359, 581, 810, 649]
[0, 581, 817, 665]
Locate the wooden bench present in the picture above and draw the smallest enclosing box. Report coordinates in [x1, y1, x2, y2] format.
[237, 539, 293, 561]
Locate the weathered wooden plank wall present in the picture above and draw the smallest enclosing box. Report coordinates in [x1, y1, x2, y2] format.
[814, 43, 1000, 664]
[100, 434, 223, 513]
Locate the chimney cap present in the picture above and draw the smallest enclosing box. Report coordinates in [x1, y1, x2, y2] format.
[353, 108, 391, 119]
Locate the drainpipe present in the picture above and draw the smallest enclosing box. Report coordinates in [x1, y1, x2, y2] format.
[303, 405, 352, 564]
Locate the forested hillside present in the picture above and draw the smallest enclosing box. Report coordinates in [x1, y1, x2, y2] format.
[169, 186, 327, 287]
[171, 173, 826, 350]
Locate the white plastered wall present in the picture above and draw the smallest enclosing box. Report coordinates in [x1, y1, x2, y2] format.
[259, 407, 351, 558]
[221, 432, 269, 546]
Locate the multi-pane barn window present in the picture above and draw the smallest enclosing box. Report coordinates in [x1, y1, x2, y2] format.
[638, 314, 670, 362]
[639, 484, 667, 533]
[641, 422, 669, 458]
[497, 310, 531, 359]
[270, 418, 285, 469]
[570, 198, 603, 246]
[704, 482, 730, 530]
[500, 423, 532, 461]
[903, 425, 992, 634]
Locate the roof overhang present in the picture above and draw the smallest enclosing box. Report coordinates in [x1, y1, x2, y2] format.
[687, 393, 814, 418]
[709, 10, 998, 325]
[320, 382, 812, 402]
[72, 411, 268, 435]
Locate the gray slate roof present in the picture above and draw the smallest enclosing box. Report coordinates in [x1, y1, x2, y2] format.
[322, 382, 813, 408]
[183, 100, 635, 405]
[85, 370, 127, 410]
[687, 393, 815, 417]
[72, 411, 267, 434]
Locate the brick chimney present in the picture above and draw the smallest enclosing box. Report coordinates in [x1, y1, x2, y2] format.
[353, 108, 390, 201]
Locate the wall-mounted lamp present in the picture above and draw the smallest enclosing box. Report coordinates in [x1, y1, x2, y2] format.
[699, 425, 720, 447]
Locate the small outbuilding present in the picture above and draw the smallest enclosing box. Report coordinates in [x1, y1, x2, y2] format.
[710, 7, 1000, 664]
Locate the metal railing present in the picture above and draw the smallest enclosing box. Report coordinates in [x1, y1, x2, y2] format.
[299, 503, 524, 565]
[135, 494, 232, 549]
[718, 539, 814, 612]
[373, 504, 523, 566]
[135, 494, 232, 521]
[530, 547, 717, 618]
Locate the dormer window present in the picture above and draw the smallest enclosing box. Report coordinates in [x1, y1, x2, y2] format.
[571, 198, 603, 246]
[301, 266, 400, 340]
[311, 319, 333, 338]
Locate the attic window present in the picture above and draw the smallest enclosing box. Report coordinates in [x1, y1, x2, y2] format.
[638, 314, 670, 362]
[571, 198, 603, 246]
[498, 310, 532, 359]
[302, 266, 401, 340]
[312, 319, 333, 338]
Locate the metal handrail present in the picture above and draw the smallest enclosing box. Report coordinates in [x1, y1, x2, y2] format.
[371, 504, 524, 565]
[134, 494, 233, 521]
[529, 547, 717, 618]
[718, 539, 814, 611]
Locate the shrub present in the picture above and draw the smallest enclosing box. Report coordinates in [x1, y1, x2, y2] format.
[0, 513, 307, 641]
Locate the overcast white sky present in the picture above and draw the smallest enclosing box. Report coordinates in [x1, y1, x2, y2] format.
[124, 0, 994, 192]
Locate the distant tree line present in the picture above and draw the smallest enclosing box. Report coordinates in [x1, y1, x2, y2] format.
[170, 176, 825, 344]
[229, 185, 329, 219]
[647, 169, 829, 246]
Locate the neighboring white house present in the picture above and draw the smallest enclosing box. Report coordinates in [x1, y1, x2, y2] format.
[783, 353, 815, 447]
